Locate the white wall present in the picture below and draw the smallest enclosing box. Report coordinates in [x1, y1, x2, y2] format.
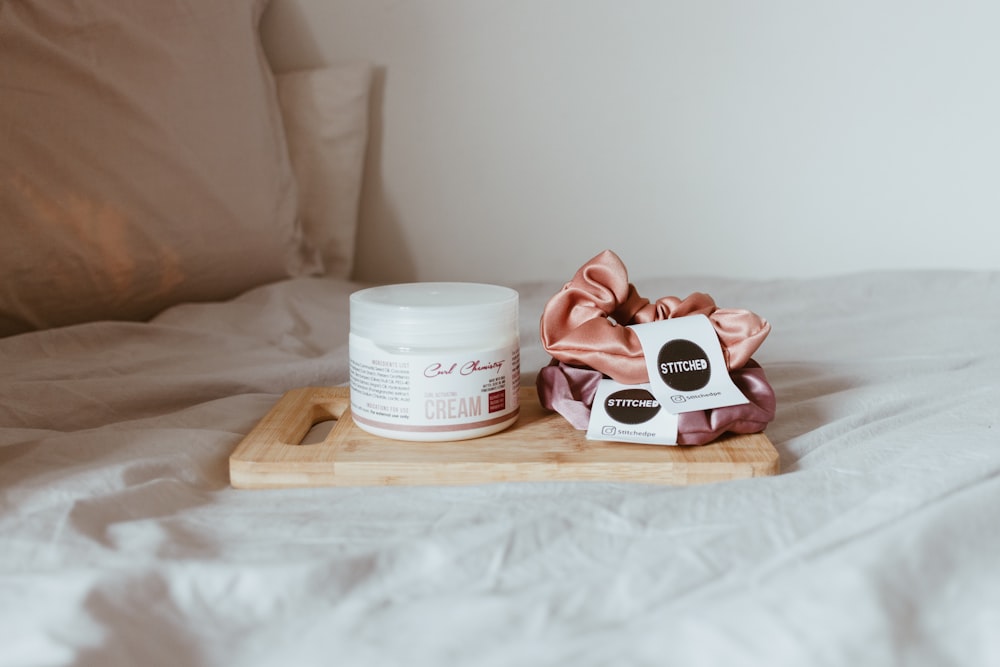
[262, 0, 1000, 284]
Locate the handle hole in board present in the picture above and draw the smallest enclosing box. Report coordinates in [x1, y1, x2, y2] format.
[301, 418, 337, 446]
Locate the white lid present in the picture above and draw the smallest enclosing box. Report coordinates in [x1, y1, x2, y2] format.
[350, 282, 519, 348]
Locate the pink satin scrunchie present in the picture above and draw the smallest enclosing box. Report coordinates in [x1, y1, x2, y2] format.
[540, 250, 771, 384]
[536, 359, 776, 445]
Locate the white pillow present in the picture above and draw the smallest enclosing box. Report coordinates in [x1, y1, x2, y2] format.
[0, 0, 319, 336]
[277, 65, 372, 280]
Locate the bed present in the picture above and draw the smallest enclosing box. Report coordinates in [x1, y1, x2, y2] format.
[2, 2, 999, 666]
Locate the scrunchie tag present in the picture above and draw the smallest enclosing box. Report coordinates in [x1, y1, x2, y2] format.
[630, 315, 750, 414]
[585, 379, 680, 445]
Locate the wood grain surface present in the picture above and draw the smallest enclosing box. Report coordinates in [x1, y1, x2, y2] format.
[229, 386, 780, 489]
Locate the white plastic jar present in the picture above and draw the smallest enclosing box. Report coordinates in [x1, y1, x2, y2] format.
[349, 282, 520, 441]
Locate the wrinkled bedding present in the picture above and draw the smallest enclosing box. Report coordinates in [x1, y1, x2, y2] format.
[2, 271, 998, 666]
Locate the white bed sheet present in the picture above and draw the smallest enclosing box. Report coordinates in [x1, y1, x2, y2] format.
[1, 271, 998, 666]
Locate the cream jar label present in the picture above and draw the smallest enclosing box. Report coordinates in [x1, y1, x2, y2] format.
[349, 336, 520, 439]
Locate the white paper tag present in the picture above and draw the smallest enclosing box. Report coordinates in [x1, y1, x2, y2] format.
[630, 315, 749, 414]
[586, 379, 679, 445]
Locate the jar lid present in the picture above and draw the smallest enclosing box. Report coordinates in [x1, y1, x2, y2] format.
[350, 282, 519, 348]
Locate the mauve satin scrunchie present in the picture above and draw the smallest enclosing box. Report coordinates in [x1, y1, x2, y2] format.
[536, 359, 776, 445]
[539, 250, 771, 385]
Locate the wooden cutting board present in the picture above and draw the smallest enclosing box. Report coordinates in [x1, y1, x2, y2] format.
[229, 386, 780, 489]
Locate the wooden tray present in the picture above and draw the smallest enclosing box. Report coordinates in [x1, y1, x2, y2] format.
[229, 387, 780, 489]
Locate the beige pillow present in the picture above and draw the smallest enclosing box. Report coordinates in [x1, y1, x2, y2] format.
[277, 65, 372, 280]
[0, 0, 318, 337]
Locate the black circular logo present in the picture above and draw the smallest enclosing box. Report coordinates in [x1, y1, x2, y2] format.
[604, 388, 661, 424]
[656, 339, 710, 391]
